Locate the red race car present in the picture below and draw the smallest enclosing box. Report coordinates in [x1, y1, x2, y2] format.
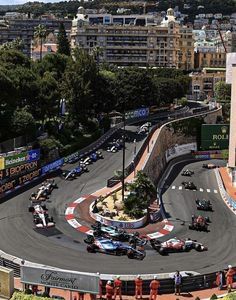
[150, 237, 207, 255]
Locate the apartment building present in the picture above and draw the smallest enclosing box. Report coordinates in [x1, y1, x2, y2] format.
[71, 7, 194, 69]
[190, 67, 226, 99]
[0, 18, 71, 57]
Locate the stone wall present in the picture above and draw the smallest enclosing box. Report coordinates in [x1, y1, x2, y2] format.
[143, 107, 222, 184]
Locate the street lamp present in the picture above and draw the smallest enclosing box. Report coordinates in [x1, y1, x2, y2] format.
[121, 112, 126, 203]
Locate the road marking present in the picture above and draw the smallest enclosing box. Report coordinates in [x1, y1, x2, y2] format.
[199, 188, 203, 192]
[172, 186, 176, 189]
[207, 189, 211, 193]
[179, 186, 182, 190]
[214, 190, 218, 194]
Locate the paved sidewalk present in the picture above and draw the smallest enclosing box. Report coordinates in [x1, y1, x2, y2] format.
[14, 277, 230, 300]
[219, 167, 236, 201]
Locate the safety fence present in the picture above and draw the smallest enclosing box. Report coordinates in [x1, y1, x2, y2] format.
[215, 169, 236, 211]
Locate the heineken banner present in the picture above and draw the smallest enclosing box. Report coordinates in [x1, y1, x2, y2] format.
[201, 124, 229, 150]
[4, 149, 40, 169]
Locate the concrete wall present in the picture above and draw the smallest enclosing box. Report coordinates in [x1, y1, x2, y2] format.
[143, 107, 222, 184]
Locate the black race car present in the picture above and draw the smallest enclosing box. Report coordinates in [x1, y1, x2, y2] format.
[189, 215, 209, 232]
[181, 170, 194, 176]
[196, 199, 213, 211]
[202, 163, 218, 169]
[182, 181, 197, 190]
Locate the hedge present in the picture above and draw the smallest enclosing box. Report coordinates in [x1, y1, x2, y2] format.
[11, 291, 51, 300]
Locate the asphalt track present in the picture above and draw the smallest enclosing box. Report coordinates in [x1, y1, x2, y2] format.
[0, 127, 235, 274]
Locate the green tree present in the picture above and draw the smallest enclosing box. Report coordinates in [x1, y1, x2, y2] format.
[12, 107, 36, 137]
[214, 81, 231, 121]
[34, 24, 47, 61]
[0, 49, 30, 69]
[61, 49, 98, 125]
[57, 22, 70, 56]
[124, 171, 156, 218]
[0, 38, 23, 51]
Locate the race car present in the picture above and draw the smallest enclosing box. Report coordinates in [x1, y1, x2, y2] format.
[96, 151, 103, 159]
[29, 185, 49, 202]
[107, 145, 118, 153]
[74, 165, 88, 176]
[189, 215, 209, 232]
[150, 237, 207, 255]
[91, 222, 130, 241]
[181, 170, 194, 177]
[90, 152, 98, 162]
[202, 163, 218, 169]
[182, 181, 197, 190]
[196, 199, 213, 211]
[84, 236, 146, 260]
[61, 169, 77, 180]
[40, 179, 58, 195]
[80, 156, 92, 165]
[29, 204, 55, 228]
[90, 222, 146, 243]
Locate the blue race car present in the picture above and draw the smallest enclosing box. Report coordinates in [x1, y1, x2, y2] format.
[90, 152, 98, 162]
[61, 169, 77, 180]
[74, 165, 89, 175]
[85, 236, 146, 260]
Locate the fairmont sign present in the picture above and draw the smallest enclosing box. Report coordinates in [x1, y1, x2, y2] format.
[21, 266, 99, 293]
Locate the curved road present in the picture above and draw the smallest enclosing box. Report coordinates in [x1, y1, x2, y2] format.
[0, 146, 235, 275]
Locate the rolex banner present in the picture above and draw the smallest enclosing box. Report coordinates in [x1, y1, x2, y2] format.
[201, 124, 229, 150]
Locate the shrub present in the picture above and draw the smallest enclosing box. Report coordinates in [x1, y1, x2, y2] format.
[210, 294, 218, 300]
[195, 297, 200, 300]
[10, 291, 51, 299]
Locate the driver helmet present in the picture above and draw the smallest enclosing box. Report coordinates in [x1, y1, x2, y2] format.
[228, 265, 232, 269]
[137, 275, 141, 279]
[154, 275, 157, 280]
[107, 281, 111, 285]
[116, 276, 120, 279]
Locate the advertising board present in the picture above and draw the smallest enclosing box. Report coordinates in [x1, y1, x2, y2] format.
[125, 107, 149, 121]
[64, 151, 79, 164]
[165, 143, 197, 162]
[4, 149, 40, 169]
[21, 266, 99, 294]
[0, 157, 4, 170]
[0, 168, 41, 196]
[0, 161, 39, 182]
[201, 124, 229, 150]
[41, 158, 64, 175]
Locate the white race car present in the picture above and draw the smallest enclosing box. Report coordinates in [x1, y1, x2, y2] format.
[29, 204, 55, 228]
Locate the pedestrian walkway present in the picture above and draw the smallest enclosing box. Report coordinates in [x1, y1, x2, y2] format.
[14, 277, 230, 300]
[219, 167, 236, 201]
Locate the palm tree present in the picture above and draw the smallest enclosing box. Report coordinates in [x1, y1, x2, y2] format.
[34, 24, 47, 61]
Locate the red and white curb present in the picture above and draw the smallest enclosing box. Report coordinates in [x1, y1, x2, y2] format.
[65, 196, 174, 238]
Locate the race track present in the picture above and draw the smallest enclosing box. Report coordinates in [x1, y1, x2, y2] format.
[0, 128, 234, 274]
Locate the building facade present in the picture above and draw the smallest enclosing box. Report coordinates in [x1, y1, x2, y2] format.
[71, 7, 194, 69]
[0, 18, 71, 57]
[190, 67, 226, 100]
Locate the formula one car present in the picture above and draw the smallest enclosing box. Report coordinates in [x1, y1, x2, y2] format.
[91, 222, 130, 241]
[40, 179, 58, 194]
[90, 222, 146, 244]
[85, 236, 146, 260]
[74, 164, 89, 175]
[96, 151, 103, 159]
[61, 169, 77, 180]
[29, 204, 55, 228]
[29, 185, 50, 202]
[202, 163, 218, 169]
[90, 152, 98, 162]
[196, 199, 213, 211]
[80, 156, 92, 165]
[181, 170, 194, 177]
[189, 215, 209, 232]
[107, 145, 118, 153]
[182, 181, 197, 190]
[150, 237, 207, 255]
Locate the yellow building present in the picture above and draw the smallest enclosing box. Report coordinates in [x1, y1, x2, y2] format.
[71, 7, 194, 69]
[194, 51, 226, 69]
[190, 67, 226, 100]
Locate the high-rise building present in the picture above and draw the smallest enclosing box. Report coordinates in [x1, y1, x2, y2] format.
[71, 7, 194, 69]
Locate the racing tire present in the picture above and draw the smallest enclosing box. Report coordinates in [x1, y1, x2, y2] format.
[84, 236, 95, 244]
[87, 244, 97, 253]
[158, 247, 166, 255]
[195, 244, 201, 251]
[182, 245, 187, 252]
[127, 250, 134, 259]
[189, 225, 193, 230]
